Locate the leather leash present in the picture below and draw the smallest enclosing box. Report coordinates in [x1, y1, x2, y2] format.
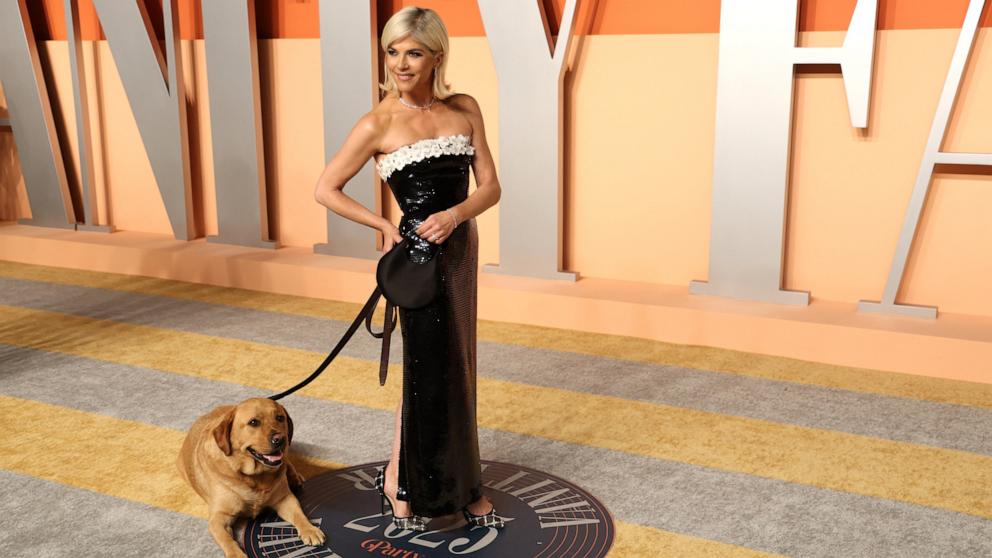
[269, 287, 398, 401]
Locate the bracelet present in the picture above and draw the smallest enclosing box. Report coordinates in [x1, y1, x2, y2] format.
[445, 208, 459, 228]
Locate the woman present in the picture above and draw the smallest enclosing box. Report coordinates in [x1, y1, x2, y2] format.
[312, 7, 503, 531]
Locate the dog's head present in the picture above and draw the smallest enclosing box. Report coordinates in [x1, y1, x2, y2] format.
[212, 398, 294, 472]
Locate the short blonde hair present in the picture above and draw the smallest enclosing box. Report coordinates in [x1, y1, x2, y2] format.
[379, 7, 453, 100]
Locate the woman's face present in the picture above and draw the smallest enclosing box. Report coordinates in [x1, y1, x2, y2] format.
[386, 36, 440, 94]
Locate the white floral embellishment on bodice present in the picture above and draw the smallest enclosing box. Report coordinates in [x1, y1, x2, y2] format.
[376, 134, 475, 180]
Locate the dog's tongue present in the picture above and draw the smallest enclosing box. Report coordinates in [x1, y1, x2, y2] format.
[264, 452, 283, 462]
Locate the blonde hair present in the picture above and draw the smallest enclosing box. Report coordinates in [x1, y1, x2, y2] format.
[379, 7, 453, 100]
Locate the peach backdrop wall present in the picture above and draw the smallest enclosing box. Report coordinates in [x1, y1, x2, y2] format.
[2, 18, 991, 316]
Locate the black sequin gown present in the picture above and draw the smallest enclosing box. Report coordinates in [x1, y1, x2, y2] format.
[377, 135, 482, 517]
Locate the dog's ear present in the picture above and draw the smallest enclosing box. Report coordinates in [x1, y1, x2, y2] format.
[274, 402, 294, 445]
[213, 408, 235, 456]
[285, 408, 294, 445]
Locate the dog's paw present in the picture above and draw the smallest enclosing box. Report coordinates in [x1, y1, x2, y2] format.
[298, 524, 326, 547]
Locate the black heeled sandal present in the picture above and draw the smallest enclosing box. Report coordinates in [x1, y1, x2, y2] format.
[462, 501, 506, 529]
[374, 467, 428, 532]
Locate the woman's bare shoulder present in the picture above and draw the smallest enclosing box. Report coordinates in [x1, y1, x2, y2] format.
[444, 93, 482, 116]
[351, 104, 394, 147]
[364, 101, 395, 128]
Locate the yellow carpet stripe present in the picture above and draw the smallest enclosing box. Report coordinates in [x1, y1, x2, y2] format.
[2, 260, 989, 410]
[3, 304, 992, 520]
[611, 522, 783, 558]
[0, 396, 758, 558]
[0, 395, 341, 520]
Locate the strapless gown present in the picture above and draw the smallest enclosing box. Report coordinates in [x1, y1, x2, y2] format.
[376, 134, 482, 516]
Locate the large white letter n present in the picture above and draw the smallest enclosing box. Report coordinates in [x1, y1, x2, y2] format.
[690, 0, 878, 305]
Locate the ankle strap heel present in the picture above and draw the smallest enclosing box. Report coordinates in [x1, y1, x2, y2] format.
[374, 467, 429, 532]
[462, 504, 506, 529]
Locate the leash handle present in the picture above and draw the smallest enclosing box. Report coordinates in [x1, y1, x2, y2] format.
[365, 300, 397, 386]
[269, 287, 391, 401]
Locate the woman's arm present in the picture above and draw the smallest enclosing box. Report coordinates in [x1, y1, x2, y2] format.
[314, 113, 403, 247]
[415, 94, 501, 244]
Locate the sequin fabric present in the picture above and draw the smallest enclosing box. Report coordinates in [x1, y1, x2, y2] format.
[380, 137, 483, 517]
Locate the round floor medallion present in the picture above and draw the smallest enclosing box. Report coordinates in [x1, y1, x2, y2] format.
[244, 460, 614, 557]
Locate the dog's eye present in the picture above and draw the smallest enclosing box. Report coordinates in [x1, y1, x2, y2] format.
[275, 415, 285, 423]
[248, 418, 260, 427]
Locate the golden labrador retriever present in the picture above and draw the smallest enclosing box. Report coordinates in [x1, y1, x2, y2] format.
[177, 398, 325, 558]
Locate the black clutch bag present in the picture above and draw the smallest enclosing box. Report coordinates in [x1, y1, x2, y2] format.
[376, 236, 441, 310]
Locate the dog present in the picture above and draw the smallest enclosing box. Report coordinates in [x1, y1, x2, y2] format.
[177, 397, 325, 558]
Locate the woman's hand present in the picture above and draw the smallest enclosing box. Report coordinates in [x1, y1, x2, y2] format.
[415, 209, 459, 244]
[381, 223, 403, 252]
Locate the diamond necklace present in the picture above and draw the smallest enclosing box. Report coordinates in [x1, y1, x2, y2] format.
[398, 95, 436, 111]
